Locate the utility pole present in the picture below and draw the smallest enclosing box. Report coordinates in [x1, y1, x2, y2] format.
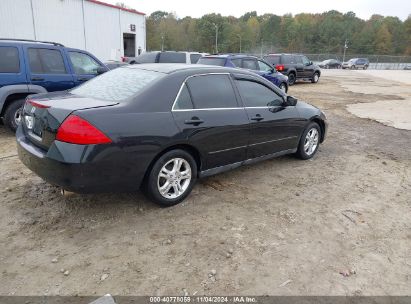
[237, 34, 242, 53]
[212, 23, 218, 54]
[260, 39, 263, 58]
[343, 39, 348, 62]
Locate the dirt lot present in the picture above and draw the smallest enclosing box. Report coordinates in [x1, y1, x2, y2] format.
[0, 70, 410, 296]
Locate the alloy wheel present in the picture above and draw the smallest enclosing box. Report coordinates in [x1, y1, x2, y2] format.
[304, 128, 319, 156]
[157, 158, 192, 199]
[14, 107, 22, 126]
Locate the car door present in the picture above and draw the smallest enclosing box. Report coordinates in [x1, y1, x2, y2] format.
[233, 75, 301, 158]
[66, 51, 103, 86]
[294, 55, 305, 77]
[301, 55, 314, 77]
[25, 46, 75, 92]
[172, 73, 250, 170]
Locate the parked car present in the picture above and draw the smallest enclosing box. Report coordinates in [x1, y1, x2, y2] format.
[104, 60, 128, 70]
[342, 58, 369, 70]
[17, 64, 327, 206]
[124, 51, 206, 65]
[263, 53, 321, 85]
[318, 59, 342, 69]
[198, 54, 289, 92]
[403, 64, 411, 70]
[0, 39, 107, 131]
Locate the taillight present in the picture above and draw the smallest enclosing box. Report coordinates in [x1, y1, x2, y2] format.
[276, 64, 285, 71]
[56, 115, 112, 145]
[121, 56, 126, 62]
[27, 99, 50, 109]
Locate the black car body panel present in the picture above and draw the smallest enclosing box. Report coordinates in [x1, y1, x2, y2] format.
[17, 64, 327, 193]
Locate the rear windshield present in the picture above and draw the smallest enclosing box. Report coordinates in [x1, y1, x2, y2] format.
[135, 52, 158, 63]
[70, 67, 163, 101]
[197, 57, 226, 66]
[263, 55, 280, 65]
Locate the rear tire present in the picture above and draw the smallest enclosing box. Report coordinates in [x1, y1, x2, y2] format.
[296, 122, 321, 160]
[4, 99, 25, 132]
[288, 73, 296, 86]
[144, 149, 197, 207]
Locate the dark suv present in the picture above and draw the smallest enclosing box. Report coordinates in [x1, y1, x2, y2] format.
[263, 54, 321, 85]
[0, 39, 107, 131]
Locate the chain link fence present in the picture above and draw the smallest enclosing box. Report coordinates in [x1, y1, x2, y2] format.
[305, 54, 411, 70]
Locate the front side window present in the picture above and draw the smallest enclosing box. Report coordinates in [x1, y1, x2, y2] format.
[236, 80, 283, 107]
[70, 67, 163, 101]
[158, 52, 186, 63]
[186, 74, 237, 109]
[174, 84, 193, 110]
[68, 52, 100, 75]
[0, 47, 20, 73]
[258, 60, 273, 72]
[28, 48, 66, 74]
[301, 56, 310, 65]
[242, 59, 258, 70]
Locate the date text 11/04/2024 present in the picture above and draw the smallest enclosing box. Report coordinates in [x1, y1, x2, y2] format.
[149, 296, 257, 303]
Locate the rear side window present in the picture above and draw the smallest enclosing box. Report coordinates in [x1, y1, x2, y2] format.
[264, 55, 280, 65]
[282, 55, 295, 64]
[230, 58, 242, 67]
[68, 52, 101, 75]
[187, 74, 237, 109]
[159, 52, 186, 63]
[0, 47, 20, 73]
[197, 57, 226, 66]
[70, 67, 163, 101]
[190, 54, 202, 64]
[236, 80, 283, 107]
[242, 59, 258, 70]
[173, 84, 193, 110]
[135, 52, 158, 63]
[28, 48, 66, 74]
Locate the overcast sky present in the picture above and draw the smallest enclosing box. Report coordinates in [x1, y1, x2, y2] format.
[106, 0, 411, 20]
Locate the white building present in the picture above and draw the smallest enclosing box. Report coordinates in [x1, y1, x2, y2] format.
[0, 0, 146, 61]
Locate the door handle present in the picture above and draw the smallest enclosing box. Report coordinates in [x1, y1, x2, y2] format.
[78, 78, 88, 81]
[184, 117, 204, 125]
[31, 77, 44, 81]
[250, 114, 264, 122]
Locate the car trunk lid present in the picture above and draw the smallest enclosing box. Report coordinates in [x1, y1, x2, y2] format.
[22, 92, 118, 150]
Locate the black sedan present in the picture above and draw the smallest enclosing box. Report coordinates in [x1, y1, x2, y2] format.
[17, 64, 327, 206]
[318, 59, 342, 69]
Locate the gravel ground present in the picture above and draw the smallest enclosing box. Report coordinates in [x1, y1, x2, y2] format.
[0, 70, 410, 296]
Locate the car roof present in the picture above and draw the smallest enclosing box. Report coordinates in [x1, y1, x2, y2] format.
[203, 54, 258, 59]
[125, 63, 256, 75]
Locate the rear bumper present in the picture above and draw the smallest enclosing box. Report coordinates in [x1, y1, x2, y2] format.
[16, 127, 148, 193]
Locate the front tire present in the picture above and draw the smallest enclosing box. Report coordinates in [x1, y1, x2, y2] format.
[296, 122, 321, 160]
[311, 72, 320, 83]
[144, 149, 197, 207]
[4, 99, 25, 132]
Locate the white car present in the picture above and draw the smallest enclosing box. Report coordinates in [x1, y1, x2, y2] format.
[123, 51, 208, 64]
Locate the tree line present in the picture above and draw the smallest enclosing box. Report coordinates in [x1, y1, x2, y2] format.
[145, 10, 411, 56]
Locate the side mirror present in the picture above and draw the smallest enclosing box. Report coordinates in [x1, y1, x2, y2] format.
[97, 66, 109, 75]
[285, 95, 298, 106]
[270, 68, 277, 73]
